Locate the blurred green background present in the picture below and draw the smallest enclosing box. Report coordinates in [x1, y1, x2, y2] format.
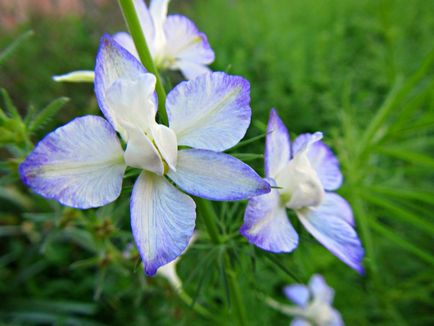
[0, 0, 433, 325]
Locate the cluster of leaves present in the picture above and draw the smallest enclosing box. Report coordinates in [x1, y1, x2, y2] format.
[0, 0, 433, 325]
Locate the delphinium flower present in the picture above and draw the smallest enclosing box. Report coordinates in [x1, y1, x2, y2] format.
[54, 0, 214, 82]
[20, 35, 269, 276]
[283, 274, 343, 326]
[240, 109, 364, 272]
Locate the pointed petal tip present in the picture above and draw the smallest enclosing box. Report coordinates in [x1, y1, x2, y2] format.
[265, 108, 291, 178]
[297, 195, 365, 274]
[257, 178, 272, 196]
[52, 70, 95, 83]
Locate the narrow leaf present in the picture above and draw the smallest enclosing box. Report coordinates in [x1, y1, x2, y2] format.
[0, 30, 34, 65]
[28, 97, 69, 132]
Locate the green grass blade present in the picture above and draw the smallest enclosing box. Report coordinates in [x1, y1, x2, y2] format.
[369, 221, 434, 265]
[28, 97, 69, 133]
[0, 30, 34, 66]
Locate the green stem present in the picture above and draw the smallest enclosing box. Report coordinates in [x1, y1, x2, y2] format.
[196, 198, 248, 326]
[196, 199, 221, 244]
[224, 254, 248, 326]
[117, 0, 168, 125]
[178, 289, 213, 320]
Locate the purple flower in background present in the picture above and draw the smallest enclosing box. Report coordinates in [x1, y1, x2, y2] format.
[240, 109, 364, 273]
[284, 274, 343, 326]
[20, 35, 269, 276]
[54, 0, 214, 82]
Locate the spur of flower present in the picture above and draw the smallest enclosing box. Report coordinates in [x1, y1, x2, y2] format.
[284, 274, 343, 326]
[20, 35, 269, 276]
[54, 0, 214, 83]
[240, 109, 364, 273]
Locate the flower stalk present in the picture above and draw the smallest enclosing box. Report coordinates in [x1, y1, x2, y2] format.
[117, 0, 168, 125]
[197, 199, 248, 326]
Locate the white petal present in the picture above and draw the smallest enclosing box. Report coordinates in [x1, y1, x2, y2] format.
[150, 0, 170, 54]
[112, 32, 139, 59]
[166, 72, 251, 151]
[131, 171, 196, 276]
[52, 70, 95, 83]
[157, 259, 182, 290]
[174, 61, 212, 80]
[151, 123, 178, 171]
[105, 73, 157, 140]
[293, 133, 343, 191]
[95, 35, 157, 136]
[276, 132, 325, 209]
[124, 127, 164, 175]
[19, 116, 126, 209]
[163, 15, 214, 79]
[133, 0, 155, 42]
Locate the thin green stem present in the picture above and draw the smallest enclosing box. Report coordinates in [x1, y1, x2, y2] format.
[223, 254, 248, 326]
[196, 198, 247, 326]
[196, 199, 221, 244]
[178, 289, 213, 320]
[117, 0, 168, 125]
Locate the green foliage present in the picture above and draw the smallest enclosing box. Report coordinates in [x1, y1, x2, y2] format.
[0, 30, 34, 66]
[1, 0, 433, 325]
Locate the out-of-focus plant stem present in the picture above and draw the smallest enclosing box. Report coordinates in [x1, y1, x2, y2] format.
[117, 0, 168, 125]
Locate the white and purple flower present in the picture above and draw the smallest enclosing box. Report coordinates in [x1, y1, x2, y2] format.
[20, 35, 269, 276]
[284, 274, 344, 326]
[240, 109, 364, 273]
[54, 0, 214, 82]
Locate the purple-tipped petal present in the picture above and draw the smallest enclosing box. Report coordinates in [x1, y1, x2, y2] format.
[131, 171, 196, 276]
[292, 133, 343, 191]
[265, 109, 291, 179]
[19, 116, 126, 209]
[94, 35, 156, 135]
[168, 149, 270, 201]
[240, 179, 298, 252]
[166, 72, 251, 151]
[164, 15, 215, 79]
[297, 193, 364, 273]
[284, 284, 310, 307]
[309, 274, 334, 304]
